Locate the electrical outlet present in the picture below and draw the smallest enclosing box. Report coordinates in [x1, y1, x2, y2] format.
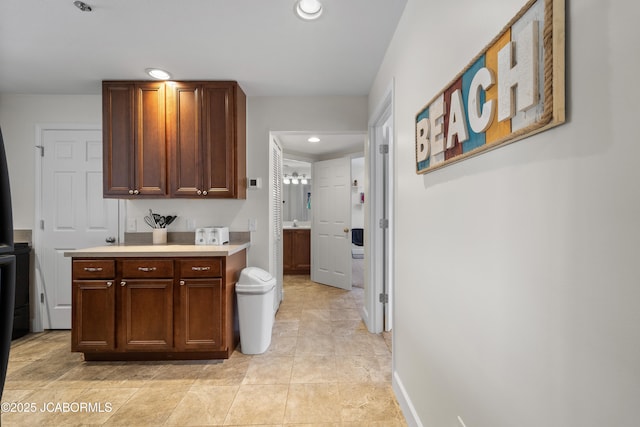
[126, 218, 137, 232]
[248, 218, 257, 232]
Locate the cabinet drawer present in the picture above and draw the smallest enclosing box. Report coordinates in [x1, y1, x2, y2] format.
[73, 260, 115, 279]
[178, 258, 222, 278]
[121, 259, 174, 278]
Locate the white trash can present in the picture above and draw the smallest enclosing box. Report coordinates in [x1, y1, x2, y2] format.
[236, 267, 276, 354]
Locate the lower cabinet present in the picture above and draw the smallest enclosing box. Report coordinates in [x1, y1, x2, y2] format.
[70, 251, 245, 360]
[72, 279, 116, 351]
[283, 228, 311, 274]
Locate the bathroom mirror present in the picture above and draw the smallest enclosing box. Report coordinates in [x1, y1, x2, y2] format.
[283, 159, 312, 222]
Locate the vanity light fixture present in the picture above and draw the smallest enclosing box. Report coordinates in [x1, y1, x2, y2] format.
[291, 172, 300, 185]
[146, 68, 172, 80]
[73, 1, 92, 12]
[307, 136, 320, 143]
[301, 175, 308, 185]
[295, 0, 323, 21]
[283, 175, 291, 185]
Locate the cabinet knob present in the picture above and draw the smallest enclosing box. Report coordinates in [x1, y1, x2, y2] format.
[106, 281, 113, 287]
[133, 189, 139, 195]
[128, 189, 134, 195]
[180, 280, 185, 286]
[196, 189, 202, 195]
[105, 236, 116, 244]
[120, 281, 126, 287]
[202, 190, 208, 196]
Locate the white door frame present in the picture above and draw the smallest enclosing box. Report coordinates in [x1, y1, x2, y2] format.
[268, 133, 284, 312]
[33, 123, 124, 331]
[363, 81, 395, 334]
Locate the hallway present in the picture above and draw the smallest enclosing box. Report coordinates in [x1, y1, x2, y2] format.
[1, 275, 404, 426]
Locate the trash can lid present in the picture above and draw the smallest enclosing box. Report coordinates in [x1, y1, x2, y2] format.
[239, 267, 274, 284]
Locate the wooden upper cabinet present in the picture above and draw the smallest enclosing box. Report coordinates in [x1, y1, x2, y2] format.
[103, 81, 167, 198]
[167, 81, 246, 199]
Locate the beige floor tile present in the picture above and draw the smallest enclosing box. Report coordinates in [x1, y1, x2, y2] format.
[283, 383, 342, 424]
[165, 384, 238, 426]
[295, 335, 335, 356]
[263, 335, 298, 357]
[102, 386, 186, 426]
[338, 383, 403, 423]
[243, 355, 293, 385]
[223, 384, 288, 425]
[335, 355, 388, 383]
[334, 334, 374, 356]
[290, 355, 338, 384]
[195, 357, 250, 386]
[273, 318, 300, 337]
[0, 386, 88, 426]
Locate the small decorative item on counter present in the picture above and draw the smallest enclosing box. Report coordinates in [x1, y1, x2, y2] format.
[144, 209, 177, 245]
[144, 209, 177, 229]
[152, 228, 167, 245]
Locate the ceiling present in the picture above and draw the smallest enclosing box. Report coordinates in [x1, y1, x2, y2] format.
[0, 0, 406, 97]
[0, 0, 405, 158]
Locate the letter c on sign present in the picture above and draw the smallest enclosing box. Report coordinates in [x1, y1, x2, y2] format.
[468, 67, 496, 133]
[416, 117, 430, 162]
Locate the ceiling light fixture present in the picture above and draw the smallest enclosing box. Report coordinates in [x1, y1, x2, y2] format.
[307, 136, 320, 143]
[295, 0, 323, 21]
[146, 68, 172, 80]
[73, 1, 92, 12]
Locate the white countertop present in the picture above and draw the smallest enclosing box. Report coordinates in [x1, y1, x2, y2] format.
[64, 241, 250, 258]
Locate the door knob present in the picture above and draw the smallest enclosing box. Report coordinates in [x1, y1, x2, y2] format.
[344, 227, 350, 233]
[105, 236, 116, 244]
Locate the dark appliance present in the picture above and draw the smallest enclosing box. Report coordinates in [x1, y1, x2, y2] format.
[11, 243, 30, 340]
[0, 127, 16, 402]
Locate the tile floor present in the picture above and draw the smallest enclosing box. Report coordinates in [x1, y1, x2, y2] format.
[1, 275, 405, 426]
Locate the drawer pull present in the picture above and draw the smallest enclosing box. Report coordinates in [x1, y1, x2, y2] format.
[83, 267, 103, 272]
[180, 280, 185, 286]
[137, 267, 157, 272]
[191, 266, 211, 271]
[120, 281, 126, 287]
[106, 281, 113, 287]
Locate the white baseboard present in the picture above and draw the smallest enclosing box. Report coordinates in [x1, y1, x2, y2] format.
[393, 370, 423, 427]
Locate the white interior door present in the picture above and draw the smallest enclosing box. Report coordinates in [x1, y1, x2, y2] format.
[312, 157, 351, 290]
[40, 129, 118, 329]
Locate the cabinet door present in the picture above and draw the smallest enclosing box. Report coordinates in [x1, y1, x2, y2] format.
[167, 82, 204, 197]
[119, 279, 173, 350]
[175, 278, 224, 351]
[283, 229, 294, 274]
[293, 229, 311, 272]
[201, 83, 235, 197]
[72, 280, 116, 351]
[102, 81, 167, 198]
[135, 82, 167, 196]
[103, 82, 135, 196]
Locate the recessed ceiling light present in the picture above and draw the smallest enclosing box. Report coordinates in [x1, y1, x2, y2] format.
[73, 1, 92, 12]
[146, 68, 171, 80]
[307, 136, 320, 143]
[295, 0, 323, 21]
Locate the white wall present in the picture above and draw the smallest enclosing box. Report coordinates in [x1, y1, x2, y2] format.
[0, 94, 102, 229]
[0, 94, 367, 273]
[369, 1, 640, 426]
